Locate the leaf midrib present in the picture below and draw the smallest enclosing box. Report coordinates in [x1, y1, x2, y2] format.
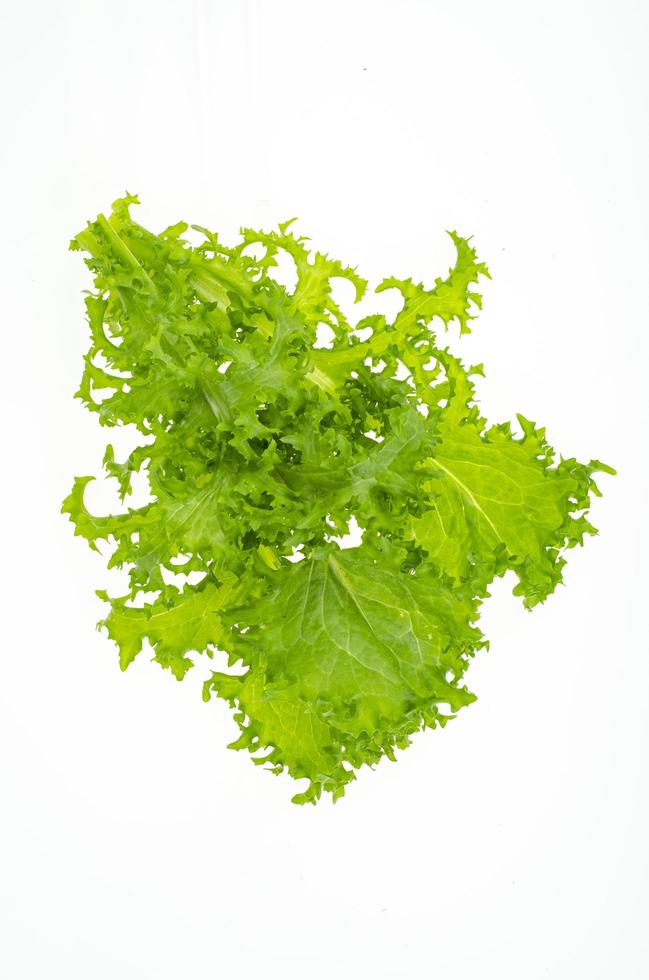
[428, 457, 502, 541]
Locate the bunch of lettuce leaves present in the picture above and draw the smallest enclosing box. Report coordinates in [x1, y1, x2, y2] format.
[63, 195, 612, 803]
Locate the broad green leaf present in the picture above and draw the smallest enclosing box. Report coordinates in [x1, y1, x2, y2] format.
[410, 419, 593, 602]
[206, 549, 482, 801]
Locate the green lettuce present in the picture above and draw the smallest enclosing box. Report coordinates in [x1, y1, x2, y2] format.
[63, 195, 612, 803]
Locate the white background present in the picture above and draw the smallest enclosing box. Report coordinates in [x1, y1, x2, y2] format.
[1, 2, 647, 977]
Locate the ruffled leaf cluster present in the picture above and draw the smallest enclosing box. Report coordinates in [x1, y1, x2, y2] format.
[63, 196, 612, 802]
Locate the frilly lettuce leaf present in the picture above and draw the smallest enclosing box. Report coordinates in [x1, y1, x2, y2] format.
[63, 195, 613, 803]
